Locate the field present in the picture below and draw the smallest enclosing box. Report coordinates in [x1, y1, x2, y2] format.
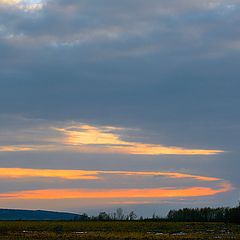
[0, 221, 240, 239]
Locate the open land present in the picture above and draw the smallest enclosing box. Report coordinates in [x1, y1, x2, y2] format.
[0, 221, 240, 239]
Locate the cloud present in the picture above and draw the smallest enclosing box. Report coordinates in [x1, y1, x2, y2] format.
[0, 0, 43, 11]
[0, 167, 232, 205]
[0, 146, 34, 152]
[55, 125, 223, 155]
[0, 0, 20, 4]
[1, 0, 239, 56]
[0, 122, 224, 155]
[0, 182, 232, 200]
[0, 168, 222, 181]
[0, 168, 99, 180]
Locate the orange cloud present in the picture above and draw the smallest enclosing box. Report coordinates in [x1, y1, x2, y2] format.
[0, 0, 20, 4]
[0, 183, 232, 200]
[55, 124, 224, 155]
[0, 168, 232, 203]
[0, 168, 99, 180]
[0, 123, 224, 155]
[104, 170, 221, 182]
[55, 125, 126, 146]
[0, 168, 221, 181]
[0, 146, 34, 152]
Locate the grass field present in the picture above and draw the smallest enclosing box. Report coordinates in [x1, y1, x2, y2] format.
[0, 221, 239, 239]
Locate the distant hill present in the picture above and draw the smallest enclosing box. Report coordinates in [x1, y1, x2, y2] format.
[0, 209, 83, 221]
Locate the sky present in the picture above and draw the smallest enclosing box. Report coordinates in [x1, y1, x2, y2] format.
[0, 0, 240, 217]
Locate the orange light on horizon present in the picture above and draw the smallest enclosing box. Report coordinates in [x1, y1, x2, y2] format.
[0, 183, 232, 200]
[0, 168, 221, 182]
[0, 168, 100, 180]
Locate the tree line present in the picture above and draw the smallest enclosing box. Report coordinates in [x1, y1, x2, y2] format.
[167, 203, 240, 223]
[77, 203, 240, 223]
[78, 208, 138, 221]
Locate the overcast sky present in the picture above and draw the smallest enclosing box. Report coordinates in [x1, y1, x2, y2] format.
[0, 0, 239, 217]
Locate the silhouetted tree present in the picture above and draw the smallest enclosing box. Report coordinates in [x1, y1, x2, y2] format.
[81, 213, 89, 221]
[129, 211, 137, 220]
[98, 212, 110, 221]
[116, 208, 124, 220]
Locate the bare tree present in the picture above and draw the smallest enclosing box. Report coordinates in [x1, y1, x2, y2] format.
[129, 211, 137, 220]
[116, 208, 124, 220]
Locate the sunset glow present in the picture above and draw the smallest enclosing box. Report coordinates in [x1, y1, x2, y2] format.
[0, 183, 232, 200]
[0, 168, 99, 180]
[0, 0, 20, 4]
[0, 123, 224, 155]
[0, 146, 34, 152]
[0, 0, 238, 215]
[0, 168, 221, 181]
[0, 167, 232, 204]
[55, 124, 224, 155]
